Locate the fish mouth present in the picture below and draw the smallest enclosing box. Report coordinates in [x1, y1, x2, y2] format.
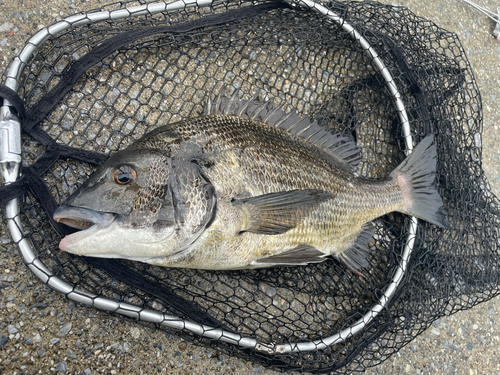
[53, 205, 118, 254]
[53, 205, 117, 230]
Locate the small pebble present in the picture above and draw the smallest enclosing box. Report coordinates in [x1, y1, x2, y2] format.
[130, 326, 141, 339]
[0, 334, 8, 349]
[84, 369, 91, 375]
[51, 337, 61, 345]
[32, 302, 49, 309]
[58, 361, 68, 373]
[0, 22, 13, 32]
[7, 325, 18, 334]
[38, 348, 46, 358]
[59, 322, 72, 336]
[33, 333, 42, 343]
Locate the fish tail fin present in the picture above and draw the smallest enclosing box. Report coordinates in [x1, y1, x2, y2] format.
[391, 135, 450, 229]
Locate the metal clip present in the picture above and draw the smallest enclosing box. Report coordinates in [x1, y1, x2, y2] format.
[0, 112, 22, 185]
[462, 0, 500, 39]
[494, 7, 500, 39]
[254, 341, 288, 354]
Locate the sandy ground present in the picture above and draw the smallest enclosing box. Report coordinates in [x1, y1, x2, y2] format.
[0, 0, 499, 374]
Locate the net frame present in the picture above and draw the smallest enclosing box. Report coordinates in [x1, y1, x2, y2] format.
[0, 0, 436, 360]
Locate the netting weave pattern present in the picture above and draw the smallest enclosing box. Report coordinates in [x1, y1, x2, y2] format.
[2, 0, 499, 373]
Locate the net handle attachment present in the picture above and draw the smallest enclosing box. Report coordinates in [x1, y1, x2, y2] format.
[0, 0, 417, 355]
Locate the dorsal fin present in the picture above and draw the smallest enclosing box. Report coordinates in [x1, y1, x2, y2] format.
[204, 91, 361, 171]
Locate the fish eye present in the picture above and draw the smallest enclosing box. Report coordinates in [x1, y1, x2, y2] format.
[112, 165, 137, 185]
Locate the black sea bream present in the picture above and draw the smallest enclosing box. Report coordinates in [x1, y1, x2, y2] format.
[54, 93, 449, 272]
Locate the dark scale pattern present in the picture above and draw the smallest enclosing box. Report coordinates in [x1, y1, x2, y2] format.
[1, 0, 499, 373]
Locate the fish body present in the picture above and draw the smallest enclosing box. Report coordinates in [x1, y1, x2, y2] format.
[54, 94, 449, 271]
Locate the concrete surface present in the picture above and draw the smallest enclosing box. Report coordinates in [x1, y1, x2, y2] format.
[0, 0, 499, 374]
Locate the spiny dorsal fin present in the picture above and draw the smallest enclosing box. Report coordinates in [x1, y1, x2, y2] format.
[205, 91, 361, 171]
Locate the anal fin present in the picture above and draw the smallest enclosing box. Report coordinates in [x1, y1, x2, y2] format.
[252, 244, 326, 266]
[335, 223, 375, 277]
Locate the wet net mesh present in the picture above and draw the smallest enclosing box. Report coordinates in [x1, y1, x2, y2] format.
[1, 0, 500, 373]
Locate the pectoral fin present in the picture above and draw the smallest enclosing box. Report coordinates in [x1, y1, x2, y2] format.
[232, 189, 332, 235]
[251, 244, 326, 266]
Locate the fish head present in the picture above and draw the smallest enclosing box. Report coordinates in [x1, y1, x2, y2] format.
[53, 148, 216, 262]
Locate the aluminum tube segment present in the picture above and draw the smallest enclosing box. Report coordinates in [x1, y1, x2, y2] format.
[139, 309, 166, 324]
[160, 318, 186, 331]
[23, 29, 49, 50]
[4, 57, 25, 93]
[46, 21, 73, 37]
[5, 200, 24, 243]
[66, 292, 95, 306]
[113, 303, 144, 319]
[27, 263, 51, 284]
[92, 296, 121, 312]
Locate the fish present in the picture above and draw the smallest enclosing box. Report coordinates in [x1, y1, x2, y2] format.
[53, 92, 449, 273]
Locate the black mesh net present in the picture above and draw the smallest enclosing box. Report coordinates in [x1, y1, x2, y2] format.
[1, 0, 499, 373]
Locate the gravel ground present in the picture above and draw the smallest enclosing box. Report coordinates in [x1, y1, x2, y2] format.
[1, 0, 500, 374]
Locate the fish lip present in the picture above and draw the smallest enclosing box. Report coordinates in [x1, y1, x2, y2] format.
[53, 205, 117, 230]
